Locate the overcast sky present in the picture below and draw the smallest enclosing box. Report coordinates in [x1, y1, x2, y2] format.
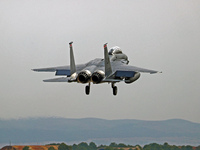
[0, 0, 200, 123]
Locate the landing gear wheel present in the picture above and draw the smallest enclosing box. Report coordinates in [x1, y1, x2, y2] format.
[113, 86, 117, 96]
[85, 85, 90, 95]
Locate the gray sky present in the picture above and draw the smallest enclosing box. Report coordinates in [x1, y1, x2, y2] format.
[0, 0, 200, 123]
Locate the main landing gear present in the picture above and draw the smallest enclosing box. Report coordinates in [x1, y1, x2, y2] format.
[112, 83, 118, 96]
[85, 82, 118, 96]
[85, 83, 90, 95]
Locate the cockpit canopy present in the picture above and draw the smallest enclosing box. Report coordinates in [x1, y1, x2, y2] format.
[108, 46, 122, 55]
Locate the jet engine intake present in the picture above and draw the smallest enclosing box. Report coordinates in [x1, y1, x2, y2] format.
[91, 70, 105, 84]
[77, 70, 92, 83]
[125, 72, 140, 84]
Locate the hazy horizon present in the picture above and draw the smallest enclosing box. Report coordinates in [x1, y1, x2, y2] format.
[1, 116, 200, 124]
[1, 117, 200, 146]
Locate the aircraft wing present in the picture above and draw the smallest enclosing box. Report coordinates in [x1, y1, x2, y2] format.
[113, 63, 161, 74]
[32, 66, 70, 72]
[32, 64, 86, 75]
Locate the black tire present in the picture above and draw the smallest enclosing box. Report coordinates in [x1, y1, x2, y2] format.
[85, 85, 90, 95]
[113, 86, 117, 96]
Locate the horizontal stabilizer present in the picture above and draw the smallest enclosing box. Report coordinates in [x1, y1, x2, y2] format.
[43, 77, 69, 82]
[115, 70, 136, 78]
[55, 70, 71, 76]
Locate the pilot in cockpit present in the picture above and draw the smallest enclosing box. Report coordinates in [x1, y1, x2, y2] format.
[108, 46, 123, 55]
[108, 46, 129, 64]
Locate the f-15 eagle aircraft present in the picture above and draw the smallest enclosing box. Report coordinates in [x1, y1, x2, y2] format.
[33, 42, 161, 95]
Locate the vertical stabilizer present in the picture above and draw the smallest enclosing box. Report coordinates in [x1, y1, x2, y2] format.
[104, 43, 112, 77]
[69, 42, 76, 75]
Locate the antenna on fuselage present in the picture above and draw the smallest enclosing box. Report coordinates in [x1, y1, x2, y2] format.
[69, 42, 76, 75]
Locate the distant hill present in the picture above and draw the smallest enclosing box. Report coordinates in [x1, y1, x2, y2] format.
[0, 118, 200, 146]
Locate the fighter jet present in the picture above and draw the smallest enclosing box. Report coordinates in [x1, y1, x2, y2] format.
[33, 42, 161, 95]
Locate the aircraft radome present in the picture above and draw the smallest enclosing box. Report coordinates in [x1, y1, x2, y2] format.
[33, 42, 161, 96]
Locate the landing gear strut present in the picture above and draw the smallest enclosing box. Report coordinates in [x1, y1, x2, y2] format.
[112, 83, 117, 96]
[85, 83, 90, 95]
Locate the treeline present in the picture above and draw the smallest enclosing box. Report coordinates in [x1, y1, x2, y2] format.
[46, 142, 200, 150]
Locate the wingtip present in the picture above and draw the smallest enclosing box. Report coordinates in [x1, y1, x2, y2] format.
[150, 71, 162, 74]
[43, 79, 54, 82]
[32, 69, 37, 72]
